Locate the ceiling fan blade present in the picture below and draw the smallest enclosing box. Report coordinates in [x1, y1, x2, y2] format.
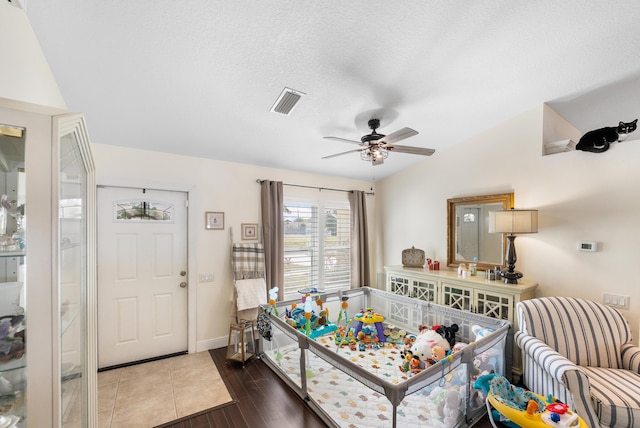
[323, 136, 362, 145]
[378, 127, 418, 145]
[387, 144, 436, 156]
[321, 148, 364, 159]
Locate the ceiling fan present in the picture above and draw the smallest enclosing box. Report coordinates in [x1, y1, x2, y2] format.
[322, 118, 435, 165]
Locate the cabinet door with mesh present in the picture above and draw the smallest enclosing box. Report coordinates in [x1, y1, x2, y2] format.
[441, 283, 472, 312]
[389, 275, 410, 297]
[475, 291, 513, 320]
[411, 279, 436, 302]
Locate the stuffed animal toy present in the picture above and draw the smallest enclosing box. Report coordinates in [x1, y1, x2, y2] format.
[427, 345, 447, 365]
[471, 325, 500, 378]
[472, 324, 493, 340]
[411, 327, 450, 365]
[433, 324, 459, 348]
[398, 350, 413, 373]
[400, 334, 416, 359]
[474, 352, 495, 376]
[410, 355, 426, 374]
[425, 386, 447, 414]
[437, 389, 464, 427]
[451, 341, 467, 354]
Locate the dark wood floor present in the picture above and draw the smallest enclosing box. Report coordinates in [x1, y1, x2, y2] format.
[157, 347, 498, 428]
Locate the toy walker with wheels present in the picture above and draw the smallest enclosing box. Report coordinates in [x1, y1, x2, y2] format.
[473, 373, 588, 428]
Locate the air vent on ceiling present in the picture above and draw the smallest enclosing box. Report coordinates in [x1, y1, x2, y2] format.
[270, 87, 305, 115]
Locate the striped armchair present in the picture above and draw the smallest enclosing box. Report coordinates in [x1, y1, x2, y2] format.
[516, 297, 640, 428]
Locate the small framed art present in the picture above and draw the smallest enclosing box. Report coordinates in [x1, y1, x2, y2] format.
[241, 223, 258, 240]
[205, 212, 224, 230]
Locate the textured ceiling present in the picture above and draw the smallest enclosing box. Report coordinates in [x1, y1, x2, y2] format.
[25, 1, 640, 180]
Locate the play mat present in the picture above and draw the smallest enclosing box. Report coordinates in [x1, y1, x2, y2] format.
[259, 287, 511, 428]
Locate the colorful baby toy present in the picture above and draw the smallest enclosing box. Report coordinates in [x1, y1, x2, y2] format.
[474, 373, 588, 428]
[283, 295, 337, 339]
[353, 307, 386, 343]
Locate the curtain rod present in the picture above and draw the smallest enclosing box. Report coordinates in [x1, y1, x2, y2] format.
[256, 179, 374, 196]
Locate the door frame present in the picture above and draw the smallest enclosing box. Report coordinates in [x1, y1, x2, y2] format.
[95, 178, 198, 354]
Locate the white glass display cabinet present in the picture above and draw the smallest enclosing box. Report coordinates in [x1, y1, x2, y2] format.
[0, 107, 97, 427]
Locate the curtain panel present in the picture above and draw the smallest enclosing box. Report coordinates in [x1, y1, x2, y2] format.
[348, 190, 370, 288]
[260, 180, 284, 300]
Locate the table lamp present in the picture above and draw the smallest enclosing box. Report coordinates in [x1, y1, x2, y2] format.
[489, 209, 538, 284]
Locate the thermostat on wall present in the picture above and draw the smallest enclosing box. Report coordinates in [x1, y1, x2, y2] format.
[578, 241, 597, 252]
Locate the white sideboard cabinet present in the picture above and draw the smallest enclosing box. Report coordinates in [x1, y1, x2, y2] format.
[385, 265, 537, 376]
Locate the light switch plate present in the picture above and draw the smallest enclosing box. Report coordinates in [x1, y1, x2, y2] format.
[199, 273, 214, 283]
[602, 293, 630, 309]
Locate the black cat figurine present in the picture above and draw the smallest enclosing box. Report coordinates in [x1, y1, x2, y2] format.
[575, 119, 638, 153]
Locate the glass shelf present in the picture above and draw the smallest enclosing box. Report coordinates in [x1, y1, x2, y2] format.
[0, 250, 25, 258]
[0, 355, 26, 372]
[60, 243, 79, 251]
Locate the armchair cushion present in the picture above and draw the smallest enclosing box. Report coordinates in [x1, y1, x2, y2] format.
[518, 296, 631, 368]
[582, 366, 640, 428]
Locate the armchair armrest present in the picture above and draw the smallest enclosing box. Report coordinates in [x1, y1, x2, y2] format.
[517, 332, 581, 385]
[622, 343, 640, 373]
[516, 332, 601, 428]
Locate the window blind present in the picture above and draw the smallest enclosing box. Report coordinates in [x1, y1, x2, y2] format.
[283, 200, 350, 295]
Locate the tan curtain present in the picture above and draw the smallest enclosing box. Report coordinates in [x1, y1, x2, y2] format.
[260, 180, 284, 299]
[348, 190, 370, 288]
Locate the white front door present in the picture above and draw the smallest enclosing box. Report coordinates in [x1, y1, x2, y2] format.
[97, 186, 188, 368]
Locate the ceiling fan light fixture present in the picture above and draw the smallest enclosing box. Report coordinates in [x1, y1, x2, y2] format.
[270, 87, 305, 115]
[322, 117, 434, 164]
[361, 147, 388, 164]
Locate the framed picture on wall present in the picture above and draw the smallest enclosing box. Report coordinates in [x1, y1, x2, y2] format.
[205, 212, 224, 230]
[241, 223, 258, 240]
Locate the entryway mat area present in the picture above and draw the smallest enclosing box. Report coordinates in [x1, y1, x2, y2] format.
[97, 351, 233, 428]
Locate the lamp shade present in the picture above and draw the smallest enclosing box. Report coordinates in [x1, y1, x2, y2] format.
[488, 209, 538, 234]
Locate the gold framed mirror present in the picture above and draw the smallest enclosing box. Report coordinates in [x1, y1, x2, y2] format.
[447, 192, 514, 271]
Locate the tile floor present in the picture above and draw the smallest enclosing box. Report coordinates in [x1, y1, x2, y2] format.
[97, 351, 232, 428]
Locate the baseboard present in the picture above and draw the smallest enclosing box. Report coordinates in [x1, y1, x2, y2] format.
[196, 336, 228, 352]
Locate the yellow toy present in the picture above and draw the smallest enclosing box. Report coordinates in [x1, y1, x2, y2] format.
[353, 307, 386, 343]
[474, 374, 588, 428]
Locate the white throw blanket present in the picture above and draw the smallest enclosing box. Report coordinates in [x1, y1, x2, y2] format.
[235, 278, 267, 311]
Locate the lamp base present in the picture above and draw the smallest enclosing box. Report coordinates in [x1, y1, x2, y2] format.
[500, 270, 523, 284]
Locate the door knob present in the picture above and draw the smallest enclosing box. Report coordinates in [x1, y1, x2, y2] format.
[180, 270, 187, 276]
[180, 282, 187, 288]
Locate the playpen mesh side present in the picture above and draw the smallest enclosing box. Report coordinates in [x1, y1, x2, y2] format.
[260, 287, 511, 428]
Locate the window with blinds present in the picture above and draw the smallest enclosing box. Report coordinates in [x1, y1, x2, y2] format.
[283, 199, 351, 296]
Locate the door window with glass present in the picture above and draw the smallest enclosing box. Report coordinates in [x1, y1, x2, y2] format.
[283, 198, 350, 296]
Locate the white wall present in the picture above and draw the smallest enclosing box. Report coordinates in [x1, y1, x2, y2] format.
[376, 106, 640, 343]
[91, 143, 376, 351]
[92, 106, 640, 351]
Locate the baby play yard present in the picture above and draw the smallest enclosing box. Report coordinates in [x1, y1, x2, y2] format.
[257, 287, 512, 428]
